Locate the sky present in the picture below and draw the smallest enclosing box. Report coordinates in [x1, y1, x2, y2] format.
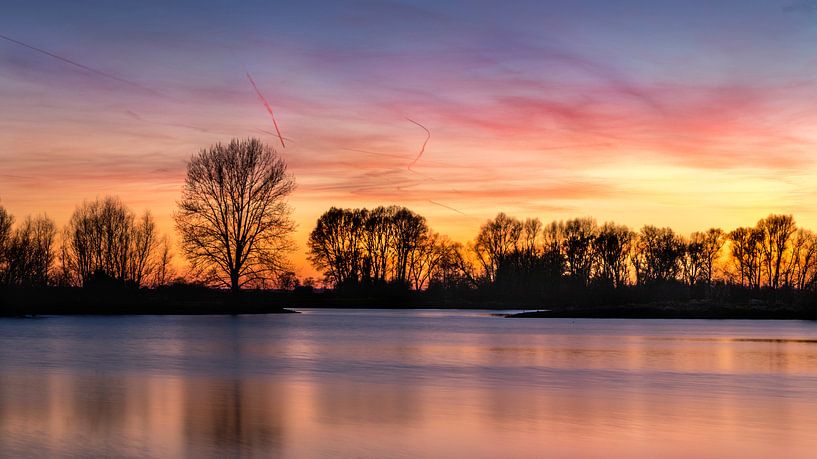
[3, 0, 817, 276]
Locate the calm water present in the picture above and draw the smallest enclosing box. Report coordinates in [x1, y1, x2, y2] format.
[1, 310, 817, 458]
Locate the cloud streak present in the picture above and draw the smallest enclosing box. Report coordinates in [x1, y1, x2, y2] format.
[0, 33, 165, 97]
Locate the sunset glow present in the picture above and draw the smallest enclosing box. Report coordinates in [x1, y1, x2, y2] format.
[3, 1, 817, 276]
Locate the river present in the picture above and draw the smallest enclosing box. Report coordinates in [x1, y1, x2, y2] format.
[1, 309, 816, 458]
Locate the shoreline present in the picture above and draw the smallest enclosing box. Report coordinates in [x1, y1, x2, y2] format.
[3, 287, 816, 319]
[2, 304, 815, 320]
[506, 304, 817, 320]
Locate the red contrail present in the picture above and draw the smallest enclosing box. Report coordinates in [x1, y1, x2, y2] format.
[406, 117, 430, 171]
[246, 72, 286, 149]
[0, 33, 164, 96]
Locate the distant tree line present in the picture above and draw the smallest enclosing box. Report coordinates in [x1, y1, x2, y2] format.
[308, 207, 817, 305]
[0, 197, 173, 289]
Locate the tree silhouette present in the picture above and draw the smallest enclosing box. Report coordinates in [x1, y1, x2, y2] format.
[784, 229, 817, 290]
[593, 222, 634, 288]
[175, 138, 295, 292]
[308, 207, 367, 287]
[632, 226, 684, 284]
[3, 215, 56, 286]
[562, 217, 597, 286]
[729, 226, 763, 288]
[696, 228, 725, 287]
[308, 206, 433, 289]
[390, 207, 428, 285]
[0, 205, 11, 278]
[61, 197, 158, 287]
[364, 206, 395, 283]
[473, 213, 522, 282]
[408, 232, 446, 290]
[680, 234, 706, 286]
[757, 214, 795, 290]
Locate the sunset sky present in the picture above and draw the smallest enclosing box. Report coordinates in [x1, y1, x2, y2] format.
[3, 0, 817, 276]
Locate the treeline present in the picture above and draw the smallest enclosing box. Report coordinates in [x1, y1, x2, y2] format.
[0, 197, 172, 288]
[466, 213, 814, 293]
[307, 206, 460, 290]
[4, 193, 816, 308]
[308, 207, 817, 305]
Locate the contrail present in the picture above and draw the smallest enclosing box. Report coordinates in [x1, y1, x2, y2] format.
[406, 117, 430, 171]
[256, 128, 294, 144]
[0, 33, 164, 96]
[428, 200, 466, 215]
[340, 147, 407, 160]
[126, 109, 211, 133]
[245, 71, 286, 149]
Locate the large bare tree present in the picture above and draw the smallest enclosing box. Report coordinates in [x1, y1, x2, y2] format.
[175, 138, 295, 292]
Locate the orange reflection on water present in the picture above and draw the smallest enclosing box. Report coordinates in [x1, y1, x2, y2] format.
[1, 314, 817, 458]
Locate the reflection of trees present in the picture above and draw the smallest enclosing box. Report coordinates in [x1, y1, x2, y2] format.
[0, 372, 138, 457]
[314, 381, 421, 426]
[0, 372, 53, 429]
[182, 378, 285, 457]
[69, 374, 130, 435]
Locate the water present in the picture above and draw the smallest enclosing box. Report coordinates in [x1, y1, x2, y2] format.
[1, 309, 817, 458]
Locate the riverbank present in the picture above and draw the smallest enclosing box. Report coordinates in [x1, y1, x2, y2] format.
[0, 286, 298, 316]
[506, 301, 817, 320]
[3, 286, 816, 318]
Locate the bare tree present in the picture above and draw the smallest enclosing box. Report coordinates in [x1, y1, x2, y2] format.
[62, 197, 133, 285]
[680, 235, 705, 286]
[0, 205, 12, 278]
[696, 228, 725, 287]
[521, 218, 542, 256]
[728, 226, 763, 288]
[408, 232, 448, 290]
[757, 214, 796, 290]
[176, 138, 296, 292]
[308, 206, 433, 289]
[473, 213, 522, 282]
[151, 236, 175, 287]
[448, 241, 482, 289]
[391, 208, 428, 284]
[308, 207, 367, 287]
[541, 220, 566, 281]
[784, 229, 817, 290]
[128, 211, 158, 287]
[632, 226, 684, 284]
[593, 222, 633, 288]
[61, 197, 160, 287]
[562, 217, 597, 285]
[2, 214, 56, 286]
[363, 206, 396, 283]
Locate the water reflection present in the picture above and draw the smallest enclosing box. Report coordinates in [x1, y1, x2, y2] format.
[0, 312, 816, 458]
[183, 378, 286, 457]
